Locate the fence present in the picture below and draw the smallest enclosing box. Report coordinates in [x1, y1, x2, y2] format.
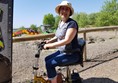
[13, 26, 118, 61]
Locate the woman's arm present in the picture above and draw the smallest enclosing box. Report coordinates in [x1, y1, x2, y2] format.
[45, 36, 58, 43]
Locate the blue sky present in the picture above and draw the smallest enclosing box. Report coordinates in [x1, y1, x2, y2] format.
[13, 0, 106, 28]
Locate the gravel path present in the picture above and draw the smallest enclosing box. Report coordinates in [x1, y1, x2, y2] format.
[12, 31, 118, 83]
[81, 52, 118, 83]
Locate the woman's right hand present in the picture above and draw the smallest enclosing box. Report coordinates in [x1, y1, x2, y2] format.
[44, 40, 50, 44]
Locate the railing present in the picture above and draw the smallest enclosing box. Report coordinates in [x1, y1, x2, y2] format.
[13, 26, 118, 61]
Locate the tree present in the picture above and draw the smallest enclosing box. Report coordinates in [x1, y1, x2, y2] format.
[78, 12, 88, 28]
[88, 13, 98, 27]
[72, 13, 80, 26]
[95, 12, 110, 26]
[19, 26, 25, 30]
[101, 0, 118, 14]
[53, 15, 61, 29]
[113, 10, 118, 25]
[30, 24, 37, 31]
[43, 13, 55, 27]
[96, 0, 118, 26]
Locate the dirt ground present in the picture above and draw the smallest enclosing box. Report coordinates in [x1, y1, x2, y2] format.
[12, 30, 118, 83]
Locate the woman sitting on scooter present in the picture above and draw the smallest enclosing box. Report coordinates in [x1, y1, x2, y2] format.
[43, 1, 80, 83]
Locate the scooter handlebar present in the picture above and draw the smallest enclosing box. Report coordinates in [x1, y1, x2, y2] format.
[38, 41, 46, 50]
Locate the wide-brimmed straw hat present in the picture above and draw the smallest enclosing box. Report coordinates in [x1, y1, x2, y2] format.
[55, 0, 74, 16]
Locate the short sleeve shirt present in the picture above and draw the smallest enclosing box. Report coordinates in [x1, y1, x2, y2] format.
[55, 18, 79, 51]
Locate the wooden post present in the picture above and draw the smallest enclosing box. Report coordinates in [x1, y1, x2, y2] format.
[83, 32, 87, 61]
[115, 29, 118, 37]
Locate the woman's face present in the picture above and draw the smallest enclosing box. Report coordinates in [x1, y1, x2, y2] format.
[59, 6, 71, 22]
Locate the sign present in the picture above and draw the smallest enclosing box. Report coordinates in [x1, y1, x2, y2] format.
[0, 0, 13, 82]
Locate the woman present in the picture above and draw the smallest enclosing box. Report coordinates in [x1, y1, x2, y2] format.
[44, 1, 80, 83]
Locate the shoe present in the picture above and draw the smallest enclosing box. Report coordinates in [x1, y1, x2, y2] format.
[57, 73, 63, 83]
[47, 80, 51, 83]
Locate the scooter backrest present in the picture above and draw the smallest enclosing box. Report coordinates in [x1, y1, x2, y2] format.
[77, 38, 86, 52]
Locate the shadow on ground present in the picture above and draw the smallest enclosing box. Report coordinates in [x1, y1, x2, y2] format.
[83, 77, 117, 83]
[79, 51, 118, 73]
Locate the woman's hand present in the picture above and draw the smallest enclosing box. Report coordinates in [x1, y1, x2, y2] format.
[44, 40, 50, 44]
[43, 43, 54, 49]
[44, 36, 58, 44]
